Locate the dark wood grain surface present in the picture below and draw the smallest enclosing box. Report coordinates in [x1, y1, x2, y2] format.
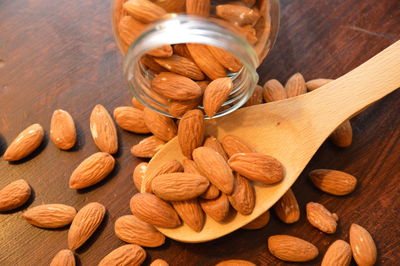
[0, 0, 399, 265]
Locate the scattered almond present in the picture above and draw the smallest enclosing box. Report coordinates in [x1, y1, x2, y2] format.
[50, 109, 76, 150]
[321, 240, 352, 266]
[123, 0, 166, 23]
[131, 135, 166, 158]
[168, 98, 200, 118]
[268, 235, 319, 262]
[242, 210, 270, 230]
[200, 193, 230, 222]
[178, 109, 205, 158]
[23, 204, 77, 228]
[306, 78, 333, 91]
[186, 0, 210, 16]
[309, 169, 357, 196]
[273, 189, 300, 224]
[172, 198, 205, 232]
[221, 135, 255, 157]
[204, 136, 228, 161]
[243, 85, 264, 107]
[154, 55, 205, 80]
[143, 107, 177, 141]
[0, 179, 31, 211]
[263, 79, 288, 102]
[113, 106, 150, 134]
[330, 120, 353, 148]
[114, 215, 165, 247]
[50, 249, 75, 266]
[69, 152, 115, 189]
[216, 260, 256, 266]
[90, 104, 118, 154]
[306, 202, 338, 234]
[68, 202, 106, 250]
[150, 258, 169, 266]
[130, 193, 181, 228]
[285, 73, 307, 98]
[141, 159, 183, 193]
[349, 223, 377, 266]
[133, 162, 148, 191]
[216, 4, 260, 26]
[227, 174, 255, 215]
[207, 45, 243, 73]
[152, 72, 202, 101]
[201, 184, 220, 200]
[98, 244, 146, 266]
[203, 77, 233, 117]
[3, 123, 44, 161]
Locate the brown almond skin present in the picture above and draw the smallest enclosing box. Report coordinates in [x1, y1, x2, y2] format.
[143, 107, 177, 141]
[133, 162, 148, 191]
[154, 55, 205, 80]
[309, 169, 357, 196]
[98, 244, 146, 266]
[69, 152, 115, 189]
[321, 240, 352, 266]
[142, 160, 183, 193]
[68, 202, 106, 250]
[130, 193, 181, 228]
[23, 204, 77, 228]
[172, 198, 205, 232]
[242, 210, 270, 230]
[273, 189, 300, 224]
[207, 45, 243, 73]
[203, 136, 228, 161]
[113, 106, 150, 134]
[201, 184, 220, 200]
[306, 202, 338, 234]
[123, 0, 166, 23]
[193, 147, 234, 194]
[200, 193, 230, 222]
[330, 120, 353, 148]
[147, 45, 173, 58]
[151, 173, 209, 201]
[243, 85, 264, 107]
[50, 249, 76, 266]
[150, 258, 169, 266]
[186, 0, 210, 16]
[168, 98, 200, 118]
[221, 135, 255, 158]
[263, 79, 288, 102]
[118, 16, 146, 47]
[228, 153, 284, 184]
[268, 235, 319, 262]
[203, 78, 233, 118]
[50, 109, 76, 150]
[131, 135, 166, 158]
[216, 4, 260, 26]
[114, 215, 165, 247]
[350, 224, 377, 266]
[152, 72, 202, 101]
[216, 260, 256, 266]
[227, 174, 255, 215]
[3, 123, 44, 161]
[178, 109, 205, 159]
[173, 44, 193, 59]
[90, 104, 118, 154]
[306, 78, 333, 91]
[153, 0, 185, 12]
[285, 72, 307, 98]
[131, 97, 145, 110]
[140, 55, 167, 74]
[0, 179, 31, 211]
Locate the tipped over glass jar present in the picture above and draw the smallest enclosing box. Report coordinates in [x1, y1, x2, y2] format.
[112, 0, 280, 118]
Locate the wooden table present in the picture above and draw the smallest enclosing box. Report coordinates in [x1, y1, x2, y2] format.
[0, 0, 399, 265]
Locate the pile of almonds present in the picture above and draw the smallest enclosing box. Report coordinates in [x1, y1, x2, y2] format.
[0, 72, 371, 265]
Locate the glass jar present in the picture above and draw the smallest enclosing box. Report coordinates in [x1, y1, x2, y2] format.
[112, 0, 280, 118]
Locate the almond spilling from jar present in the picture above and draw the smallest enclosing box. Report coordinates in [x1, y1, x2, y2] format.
[50, 109, 76, 150]
[227, 174, 255, 215]
[118, 16, 146, 48]
[186, 0, 211, 16]
[172, 198, 205, 232]
[242, 210, 270, 230]
[69, 152, 115, 189]
[349, 223, 377, 266]
[268, 235, 319, 262]
[273, 188, 300, 224]
[200, 193, 230, 222]
[113, 106, 150, 134]
[154, 54, 205, 80]
[143, 107, 177, 141]
[141, 159, 183, 193]
[178, 109, 205, 159]
[131, 135, 166, 158]
[207, 45, 243, 73]
[50, 249, 76, 266]
[23, 204, 77, 228]
[152, 72, 202, 101]
[221, 135, 255, 157]
[90, 104, 118, 154]
[0, 179, 31, 212]
[3, 123, 44, 161]
[133, 162, 148, 191]
[309, 169, 357, 196]
[123, 0, 166, 23]
[306, 202, 338, 234]
[321, 240, 352, 266]
[140, 55, 167, 74]
[263, 79, 288, 102]
[98, 244, 146, 266]
[203, 77, 233, 118]
[168, 98, 200, 118]
[216, 4, 260, 26]
[147, 45, 173, 58]
[114, 215, 165, 247]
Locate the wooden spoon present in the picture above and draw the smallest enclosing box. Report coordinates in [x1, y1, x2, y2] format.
[145, 41, 400, 243]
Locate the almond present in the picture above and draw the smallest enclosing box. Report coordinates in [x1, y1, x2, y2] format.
[143, 86, 169, 107]
[203, 77, 233, 117]
[114, 215, 165, 247]
[133, 162, 148, 191]
[118, 16, 146, 46]
[306, 202, 338, 234]
[178, 109, 205, 158]
[173, 44, 193, 59]
[113, 106, 150, 134]
[50, 109, 76, 150]
[186, 0, 210, 16]
[182, 158, 201, 174]
[273, 189, 300, 224]
[216, 260, 256, 266]
[243, 0, 256, 6]
[150, 259, 169, 266]
[143, 107, 177, 141]
[187, 43, 227, 80]
[203, 136, 228, 161]
[154, 55, 205, 80]
[309, 169, 357, 196]
[131, 135, 166, 158]
[123, 0, 166, 23]
[200, 193, 230, 222]
[227, 174, 255, 215]
[50, 249, 75, 266]
[142, 160, 183, 193]
[147, 45, 173, 58]
[23, 204, 77, 228]
[172, 198, 205, 232]
[239, 25, 258, 44]
[242, 210, 270, 230]
[221, 135, 255, 157]
[268, 235, 319, 262]
[168, 98, 200, 118]
[216, 4, 260, 26]
[349, 224, 377, 266]
[330, 120, 353, 148]
[306, 78, 333, 91]
[228, 153, 284, 184]
[196, 80, 210, 93]
[140, 55, 167, 74]
[263, 79, 288, 102]
[68, 202, 106, 250]
[69, 152, 115, 189]
[207, 45, 243, 73]
[90, 104, 118, 154]
[130, 193, 181, 228]
[201, 184, 220, 200]
[152, 0, 185, 13]
[193, 147, 234, 194]
[152, 72, 202, 101]
[0, 179, 31, 211]
[98, 244, 146, 266]
[243, 85, 264, 107]
[151, 173, 209, 201]
[3, 123, 44, 161]
[285, 73, 307, 98]
[321, 240, 352, 266]
[131, 97, 145, 110]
